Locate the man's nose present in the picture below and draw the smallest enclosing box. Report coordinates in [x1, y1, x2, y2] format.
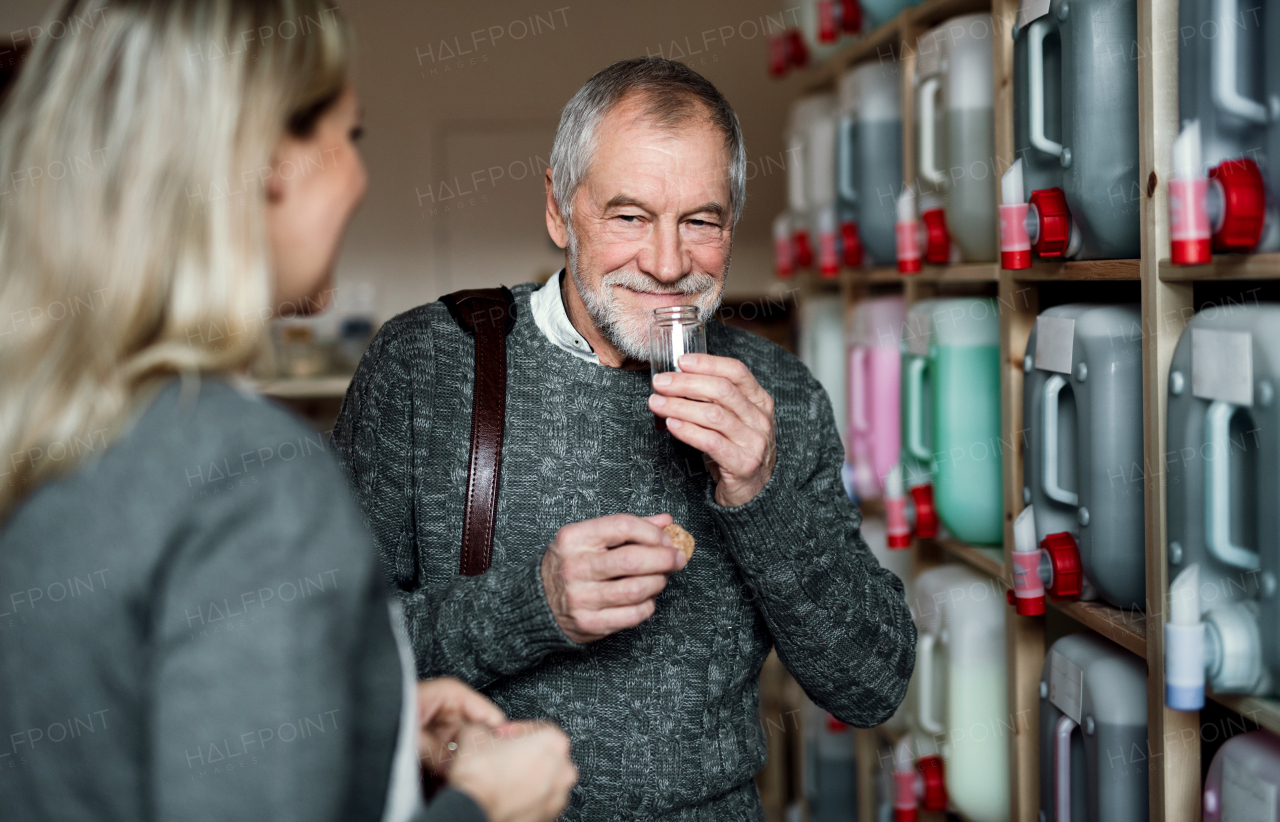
[639, 220, 689, 284]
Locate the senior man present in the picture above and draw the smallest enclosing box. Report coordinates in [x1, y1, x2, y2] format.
[334, 57, 914, 820]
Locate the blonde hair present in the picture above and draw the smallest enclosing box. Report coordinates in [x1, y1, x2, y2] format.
[0, 0, 352, 519]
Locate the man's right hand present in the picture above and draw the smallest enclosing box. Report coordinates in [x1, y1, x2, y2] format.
[540, 513, 688, 644]
[448, 721, 578, 822]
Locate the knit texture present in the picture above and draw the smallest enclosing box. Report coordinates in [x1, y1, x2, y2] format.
[333, 283, 916, 821]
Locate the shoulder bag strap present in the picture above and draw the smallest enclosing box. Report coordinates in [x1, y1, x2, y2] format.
[439, 286, 517, 576]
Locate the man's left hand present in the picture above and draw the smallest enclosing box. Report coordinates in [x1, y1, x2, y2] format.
[648, 353, 777, 508]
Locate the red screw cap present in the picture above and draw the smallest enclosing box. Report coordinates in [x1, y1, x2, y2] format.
[1029, 188, 1071, 258]
[768, 33, 790, 78]
[1210, 159, 1266, 253]
[792, 229, 813, 270]
[1041, 532, 1082, 601]
[787, 29, 810, 69]
[841, 220, 864, 268]
[918, 755, 947, 812]
[909, 484, 938, 539]
[840, 0, 864, 33]
[921, 208, 950, 264]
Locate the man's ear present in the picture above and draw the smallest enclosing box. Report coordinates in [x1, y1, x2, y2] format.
[544, 168, 568, 250]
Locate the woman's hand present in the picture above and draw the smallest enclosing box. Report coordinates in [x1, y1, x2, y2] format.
[416, 677, 506, 776]
[448, 721, 579, 822]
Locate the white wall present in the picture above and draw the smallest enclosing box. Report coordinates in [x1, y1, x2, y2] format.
[2, 1, 810, 324]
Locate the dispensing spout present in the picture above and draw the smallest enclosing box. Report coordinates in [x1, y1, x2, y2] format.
[885, 464, 912, 549]
[1166, 563, 1207, 710]
[1010, 505, 1047, 615]
[1169, 121, 1212, 265]
[895, 189, 922, 274]
[998, 160, 1032, 269]
[892, 737, 918, 822]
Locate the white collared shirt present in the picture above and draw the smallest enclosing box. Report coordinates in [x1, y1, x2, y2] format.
[531, 269, 601, 365]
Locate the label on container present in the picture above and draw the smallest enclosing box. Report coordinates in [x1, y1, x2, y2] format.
[1222, 757, 1277, 822]
[1048, 651, 1083, 724]
[1016, 0, 1051, 28]
[1193, 328, 1254, 407]
[1034, 316, 1075, 374]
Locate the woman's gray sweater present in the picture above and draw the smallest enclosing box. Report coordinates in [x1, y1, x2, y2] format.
[0, 379, 483, 822]
[333, 282, 916, 821]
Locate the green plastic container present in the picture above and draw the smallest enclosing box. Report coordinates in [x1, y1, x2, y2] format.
[903, 298, 1004, 545]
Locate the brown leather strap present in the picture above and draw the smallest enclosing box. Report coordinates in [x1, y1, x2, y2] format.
[440, 286, 516, 576]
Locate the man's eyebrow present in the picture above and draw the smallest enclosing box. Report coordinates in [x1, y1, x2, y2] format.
[686, 202, 727, 220]
[603, 195, 649, 211]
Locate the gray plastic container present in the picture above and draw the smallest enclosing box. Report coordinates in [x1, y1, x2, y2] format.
[1180, 0, 1269, 170]
[839, 61, 904, 266]
[1038, 633, 1148, 822]
[1013, 0, 1141, 259]
[1023, 304, 1146, 609]
[1166, 305, 1280, 606]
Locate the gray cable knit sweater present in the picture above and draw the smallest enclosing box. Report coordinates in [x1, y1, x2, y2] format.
[333, 282, 915, 821]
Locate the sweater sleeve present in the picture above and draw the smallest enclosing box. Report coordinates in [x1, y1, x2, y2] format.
[333, 321, 584, 689]
[704, 368, 916, 727]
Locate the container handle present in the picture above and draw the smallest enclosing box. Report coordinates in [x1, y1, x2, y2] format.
[850, 346, 870, 433]
[905, 356, 931, 462]
[918, 77, 947, 187]
[1042, 374, 1079, 507]
[915, 631, 945, 735]
[838, 115, 858, 205]
[1028, 19, 1065, 161]
[1213, 0, 1269, 124]
[1054, 714, 1078, 822]
[1204, 400, 1260, 570]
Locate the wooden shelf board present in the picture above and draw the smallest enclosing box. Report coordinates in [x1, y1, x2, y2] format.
[1158, 252, 1280, 281]
[1008, 259, 1141, 281]
[845, 266, 905, 284]
[251, 375, 351, 399]
[1206, 692, 1280, 737]
[908, 0, 995, 28]
[934, 538, 1005, 579]
[1048, 599, 1147, 659]
[916, 262, 1000, 283]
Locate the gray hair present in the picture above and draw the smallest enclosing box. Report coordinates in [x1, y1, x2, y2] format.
[549, 57, 746, 226]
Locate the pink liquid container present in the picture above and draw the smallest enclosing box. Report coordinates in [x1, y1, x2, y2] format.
[848, 296, 905, 499]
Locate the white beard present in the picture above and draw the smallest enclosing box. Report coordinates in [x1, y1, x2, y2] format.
[566, 226, 726, 361]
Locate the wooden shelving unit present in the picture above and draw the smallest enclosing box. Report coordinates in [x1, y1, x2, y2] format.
[785, 0, 1280, 816]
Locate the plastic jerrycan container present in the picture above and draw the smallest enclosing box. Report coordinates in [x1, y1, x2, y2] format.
[808, 98, 843, 277]
[850, 60, 905, 266]
[802, 694, 857, 822]
[914, 22, 954, 266]
[849, 296, 905, 498]
[837, 67, 866, 268]
[911, 564, 1009, 822]
[1170, 0, 1277, 262]
[1010, 0, 1141, 262]
[920, 298, 1003, 545]
[787, 96, 835, 271]
[801, 293, 849, 451]
[1038, 633, 1148, 822]
[1164, 304, 1280, 709]
[916, 15, 998, 262]
[941, 14, 997, 261]
[1204, 730, 1280, 821]
[1022, 305, 1146, 610]
[900, 300, 941, 538]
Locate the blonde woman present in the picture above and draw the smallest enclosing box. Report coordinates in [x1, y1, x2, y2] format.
[0, 2, 575, 821]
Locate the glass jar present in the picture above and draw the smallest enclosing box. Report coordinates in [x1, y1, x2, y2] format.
[649, 306, 706, 431]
